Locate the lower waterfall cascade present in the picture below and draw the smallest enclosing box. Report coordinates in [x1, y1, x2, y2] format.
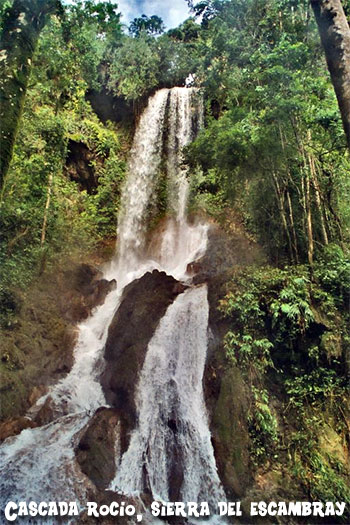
[0, 87, 225, 523]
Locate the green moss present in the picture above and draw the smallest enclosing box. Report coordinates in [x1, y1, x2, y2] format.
[213, 366, 251, 495]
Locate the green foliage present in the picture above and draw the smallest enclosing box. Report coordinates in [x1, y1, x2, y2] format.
[1, 0, 349, 508]
[298, 451, 350, 505]
[224, 332, 273, 373]
[285, 368, 344, 409]
[107, 35, 161, 101]
[186, 0, 350, 261]
[220, 261, 348, 373]
[0, 4, 127, 319]
[219, 265, 321, 365]
[129, 15, 165, 37]
[314, 244, 350, 308]
[167, 18, 201, 43]
[107, 31, 199, 102]
[248, 386, 279, 466]
[220, 260, 349, 496]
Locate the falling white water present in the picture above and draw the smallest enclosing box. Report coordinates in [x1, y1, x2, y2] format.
[157, 88, 206, 277]
[116, 89, 169, 274]
[167, 87, 194, 221]
[111, 286, 224, 507]
[0, 87, 223, 521]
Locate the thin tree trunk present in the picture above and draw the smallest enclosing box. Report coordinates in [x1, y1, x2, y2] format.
[305, 171, 314, 266]
[310, 0, 350, 148]
[272, 171, 294, 262]
[286, 189, 300, 263]
[41, 173, 53, 247]
[306, 130, 329, 245]
[300, 172, 307, 239]
[293, 120, 315, 265]
[0, 0, 61, 188]
[278, 124, 300, 262]
[308, 152, 329, 245]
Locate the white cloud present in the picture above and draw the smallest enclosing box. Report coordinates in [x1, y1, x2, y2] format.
[117, 0, 139, 26]
[117, 0, 190, 30]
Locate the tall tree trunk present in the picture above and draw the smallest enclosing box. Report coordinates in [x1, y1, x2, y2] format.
[272, 171, 294, 262]
[286, 189, 300, 263]
[308, 151, 329, 245]
[305, 172, 314, 266]
[310, 0, 350, 148]
[41, 173, 53, 247]
[0, 0, 61, 188]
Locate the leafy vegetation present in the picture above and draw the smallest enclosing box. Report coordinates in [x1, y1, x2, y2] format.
[219, 256, 350, 509]
[0, 0, 349, 513]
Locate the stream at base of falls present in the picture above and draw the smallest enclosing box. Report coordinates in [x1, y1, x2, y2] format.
[0, 87, 226, 524]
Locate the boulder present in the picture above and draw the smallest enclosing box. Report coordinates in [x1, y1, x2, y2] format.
[33, 396, 58, 426]
[28, 384, 48, 406]
[60, 264, 117, 323]
[75, 407, 126, 489]
[0, 416, 37, 442]
[101, 270, 185, 441]
[190, 224, 264, 285]
[209, 367, 252, 498]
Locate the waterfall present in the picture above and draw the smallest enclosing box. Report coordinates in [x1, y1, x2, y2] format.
[0, 87, 224, 521]
[111, 286, 224, 506]
[116, 89, 169, 273]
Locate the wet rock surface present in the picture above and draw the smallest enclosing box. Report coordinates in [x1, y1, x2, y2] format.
[0, 416, 37, 442]
[61, 263, 117, 323]
[75, 407, 127, 490]
[0, 258, 115, 429]
[65, 140, 101, 194]
[101, 269, 186, 444]
[189, 223, 264, 284]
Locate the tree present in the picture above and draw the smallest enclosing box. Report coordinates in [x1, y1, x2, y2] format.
[310, 0, 350, 148]
[107, 35, 161, 101]
[186, 0, 224, 27]
[129, 15, 165, 37]
[0, 0, 61, 188]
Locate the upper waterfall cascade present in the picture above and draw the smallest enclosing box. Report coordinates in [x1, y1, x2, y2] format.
[0, 87, 224, 522]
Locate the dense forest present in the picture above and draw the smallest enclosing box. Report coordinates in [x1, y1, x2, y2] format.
[0, 0, 350, 522]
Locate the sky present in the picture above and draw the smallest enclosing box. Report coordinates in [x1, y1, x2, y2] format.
[117, 0, 191, 30]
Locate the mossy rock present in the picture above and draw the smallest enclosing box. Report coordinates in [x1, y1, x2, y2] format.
[212, 366, 252, 497]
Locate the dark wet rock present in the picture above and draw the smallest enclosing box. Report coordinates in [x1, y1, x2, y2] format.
[0, 416, 37, 442]
[86, 87, 134, 125]
[186, 261, 202, 276]
[209, 367, 252, 498]
[65, 140, 101, 194]
[61, 264, 117, 323]
[34, 396, 58, 426]
[167, 431, 184, 502]
[190, 224, 264, 285]
[75, 407, 127, 490]
[101, 269, 185, 443]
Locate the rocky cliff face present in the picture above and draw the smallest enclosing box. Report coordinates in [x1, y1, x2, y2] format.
[0, 260, 116, 434]
[2, 217, 348, 519]
[101, 269, 186, 446]
[194, 224, 265, 500]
